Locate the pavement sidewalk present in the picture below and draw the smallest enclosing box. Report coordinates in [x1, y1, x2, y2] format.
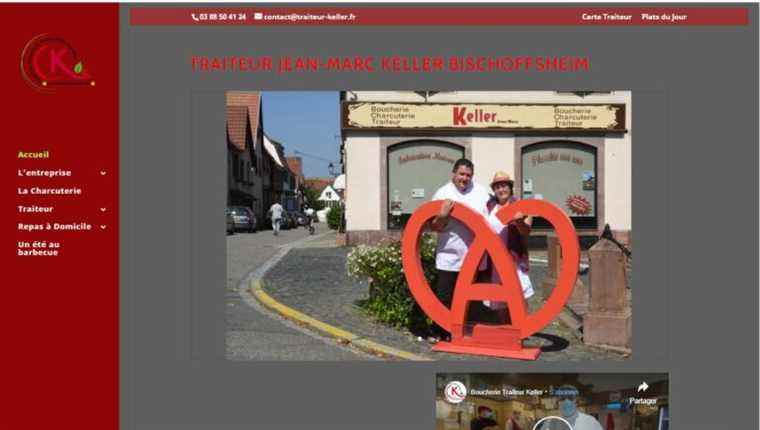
[226, 224, 375, 360]
[259, 234, 629, 361]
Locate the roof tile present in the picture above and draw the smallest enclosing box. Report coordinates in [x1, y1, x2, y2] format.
[226, 105, 248, 152]
[226, 91, 261, 152]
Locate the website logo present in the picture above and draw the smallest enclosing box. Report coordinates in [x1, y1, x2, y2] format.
[21, 34, 95, 92]
[444, 381, 467, 404]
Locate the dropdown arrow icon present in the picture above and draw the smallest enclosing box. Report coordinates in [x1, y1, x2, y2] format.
[100, 225, 107, 230]
[100, 170, 107, 176]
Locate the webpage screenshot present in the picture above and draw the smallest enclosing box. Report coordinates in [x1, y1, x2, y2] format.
[2, 3, 758, 430]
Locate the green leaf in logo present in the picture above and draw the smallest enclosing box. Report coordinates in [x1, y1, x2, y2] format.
[74, 61, 83, 74]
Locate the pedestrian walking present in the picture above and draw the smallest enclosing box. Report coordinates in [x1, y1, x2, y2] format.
[268, 202, 284, 236]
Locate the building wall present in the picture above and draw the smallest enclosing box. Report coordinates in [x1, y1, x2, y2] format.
[226, 92, 266, 221]
[603, 129, 632, 232]
[470, 133, 515, 187]
[345, 133, 382, 230]
[227, 149, 255, 205]
[252, 132, 265, 220]
[261, 146, 274, 211]
[286, 156, 305, 210]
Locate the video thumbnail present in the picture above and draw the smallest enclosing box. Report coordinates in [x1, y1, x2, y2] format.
[437, 373, 668, 430]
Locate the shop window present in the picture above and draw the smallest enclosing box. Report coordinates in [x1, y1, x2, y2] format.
[521, 141, 597, 230]
[387, 140, 465, 230]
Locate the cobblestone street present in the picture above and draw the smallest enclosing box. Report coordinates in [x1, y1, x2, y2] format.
[227, 219, 629, 361]
[262, 235, 629, 361]
[225, 223, 373, 360]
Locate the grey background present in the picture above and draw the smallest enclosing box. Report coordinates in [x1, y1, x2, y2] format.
[121, 4, 758, 429]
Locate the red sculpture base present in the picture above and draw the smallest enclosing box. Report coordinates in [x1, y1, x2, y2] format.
[432, 323, 542, 361]
[433, 342, 541, 360]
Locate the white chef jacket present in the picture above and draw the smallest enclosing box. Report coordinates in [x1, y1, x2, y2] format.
[431, 181, 490, 272]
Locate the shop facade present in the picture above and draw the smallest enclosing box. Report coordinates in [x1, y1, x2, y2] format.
[340, 91, 632, 247]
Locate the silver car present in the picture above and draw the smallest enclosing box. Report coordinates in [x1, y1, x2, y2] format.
[225, 208, 235, 235]
[227, 206, 258, 233]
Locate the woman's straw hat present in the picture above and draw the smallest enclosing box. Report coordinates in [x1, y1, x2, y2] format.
[490, 171, 514, 188]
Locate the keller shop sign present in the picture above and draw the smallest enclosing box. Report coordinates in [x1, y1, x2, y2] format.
[343, 102, 626, 132]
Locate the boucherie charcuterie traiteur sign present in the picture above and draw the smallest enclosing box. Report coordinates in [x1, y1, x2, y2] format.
[343, 102, 626, 132]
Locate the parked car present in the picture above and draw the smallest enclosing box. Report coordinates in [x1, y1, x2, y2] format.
[227, 206, 257, 233]
[225, 208, 235, 235]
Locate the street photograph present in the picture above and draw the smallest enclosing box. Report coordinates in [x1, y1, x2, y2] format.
[225, 91, 633, 361]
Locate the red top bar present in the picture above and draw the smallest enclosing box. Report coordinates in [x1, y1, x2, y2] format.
[130, 7, 748, 26]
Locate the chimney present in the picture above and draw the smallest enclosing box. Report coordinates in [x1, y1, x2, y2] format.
[286, 156, 303, 177]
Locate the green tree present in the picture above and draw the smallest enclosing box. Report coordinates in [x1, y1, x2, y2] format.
[301, 186, 324, 211]
[327, 205, 343, 230]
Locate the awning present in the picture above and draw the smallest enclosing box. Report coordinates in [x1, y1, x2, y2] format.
[263, 134, 285, 168]
[332, 174, 346, 190]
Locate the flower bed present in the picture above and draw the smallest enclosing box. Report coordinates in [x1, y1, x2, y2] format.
[346, 234, 437, 334]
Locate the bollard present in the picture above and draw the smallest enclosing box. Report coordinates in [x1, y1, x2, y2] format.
[568, 277, 589, 316]
[543, 234, 589, 315]
[583, 238, 632, 350]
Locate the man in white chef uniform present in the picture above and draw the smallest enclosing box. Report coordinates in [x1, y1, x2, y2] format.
[429, 158, 491, 342]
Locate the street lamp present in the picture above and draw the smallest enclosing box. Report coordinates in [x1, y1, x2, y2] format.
[328, 162, 336, 177]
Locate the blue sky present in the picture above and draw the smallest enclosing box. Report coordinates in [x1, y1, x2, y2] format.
[261, 91, 341, 178]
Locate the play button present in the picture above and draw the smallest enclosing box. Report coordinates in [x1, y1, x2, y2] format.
[533, 416, 573, 430]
